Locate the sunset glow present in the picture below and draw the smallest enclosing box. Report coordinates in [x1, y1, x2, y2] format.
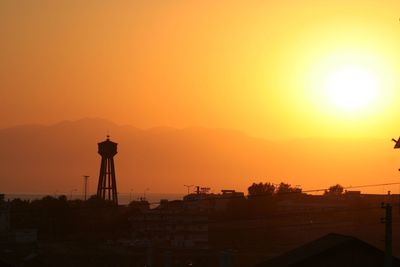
[4, 3, 400, 264]
[1, 1, 400, 194]
[324, 65, 379, 111]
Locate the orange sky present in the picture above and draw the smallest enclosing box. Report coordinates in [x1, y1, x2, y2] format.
[1, 0, 400, 140]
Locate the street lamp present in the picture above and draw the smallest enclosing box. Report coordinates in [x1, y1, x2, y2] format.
[392, 137, 400, 149]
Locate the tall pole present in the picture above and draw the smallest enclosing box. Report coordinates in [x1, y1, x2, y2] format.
[382, 202, 393, 267]
[184, 184, 193, 195]
[83, 175, 90, 201]
[392, 137, 400, 261]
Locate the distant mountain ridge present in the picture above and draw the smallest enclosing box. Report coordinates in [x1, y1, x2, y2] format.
[0, 118, 398, 195]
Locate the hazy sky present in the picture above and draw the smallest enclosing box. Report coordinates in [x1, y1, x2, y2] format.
[2, 1, 400, 139]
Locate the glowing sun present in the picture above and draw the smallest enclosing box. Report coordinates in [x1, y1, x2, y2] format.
[324, 65, 379, 111]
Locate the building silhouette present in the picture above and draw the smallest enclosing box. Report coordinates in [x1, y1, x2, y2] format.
[254, 233, 400, 267]
[97, 135, 118, 205]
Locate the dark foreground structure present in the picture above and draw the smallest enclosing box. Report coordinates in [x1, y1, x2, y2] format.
[254, 233, 400, 267]
[97, 136, 118, 205]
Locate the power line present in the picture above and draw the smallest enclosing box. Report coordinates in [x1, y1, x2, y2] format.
[302, 182, 400, 194]
[7, 182, 400, 218]
[141, 181, 400, 206]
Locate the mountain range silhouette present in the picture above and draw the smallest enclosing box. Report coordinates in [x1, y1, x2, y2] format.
[0, 118, 397, 194]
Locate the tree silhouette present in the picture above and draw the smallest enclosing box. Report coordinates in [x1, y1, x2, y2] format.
[276, 182, 302, 195]
[248, 182, 276, 196]
[324, 184, 344, 196]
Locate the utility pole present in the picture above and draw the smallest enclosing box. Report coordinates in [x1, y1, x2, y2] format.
[392, 138, 400, 215]
[83, 175, 90, 201]
[184, 184, 193, 195]
[381, 202, 393, 267]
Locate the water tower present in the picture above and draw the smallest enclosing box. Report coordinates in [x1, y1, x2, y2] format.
[97, 135, 118, 205]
